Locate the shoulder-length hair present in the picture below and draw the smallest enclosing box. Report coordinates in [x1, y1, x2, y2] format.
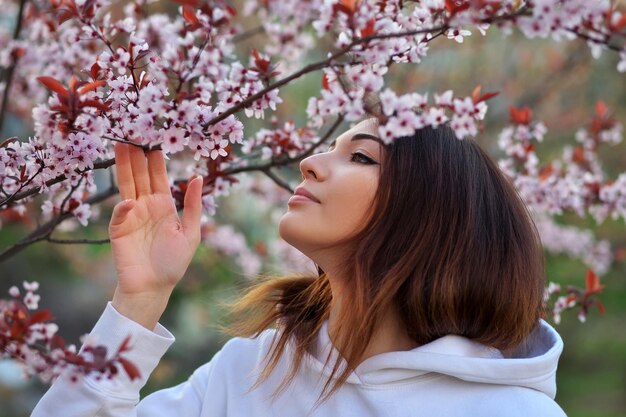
[221, 122, 545, 405]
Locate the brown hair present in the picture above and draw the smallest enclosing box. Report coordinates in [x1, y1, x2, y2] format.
[221, 123, 545, 406]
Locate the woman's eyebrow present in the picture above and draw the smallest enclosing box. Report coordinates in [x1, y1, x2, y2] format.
[328, 133, 383, 148]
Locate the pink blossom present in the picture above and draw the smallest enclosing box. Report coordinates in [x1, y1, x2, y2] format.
[23, 292, 41, 310]
[427, 107, 448, 127]
[9, 286, 20, 298]
[446, 28, 472, 43]
[160, 127, 188, 155]
[73, 203, 92, 227]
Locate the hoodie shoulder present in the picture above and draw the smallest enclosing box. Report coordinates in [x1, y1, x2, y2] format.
[209, 328, 282, 380]
[469, 385, 567, 417]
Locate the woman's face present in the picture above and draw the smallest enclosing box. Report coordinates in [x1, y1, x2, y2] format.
[279, 118, 383, 256]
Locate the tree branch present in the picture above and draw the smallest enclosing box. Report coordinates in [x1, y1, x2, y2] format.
[261, 168, 293, 193]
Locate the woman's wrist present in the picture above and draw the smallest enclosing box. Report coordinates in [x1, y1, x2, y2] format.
[111, 287, 174, 330]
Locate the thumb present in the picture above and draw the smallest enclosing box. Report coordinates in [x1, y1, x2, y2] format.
[109, 199, 135, 228]
[181, 176, 203, 242]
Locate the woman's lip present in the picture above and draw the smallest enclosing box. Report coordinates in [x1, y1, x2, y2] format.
[288, 195, 319, 205]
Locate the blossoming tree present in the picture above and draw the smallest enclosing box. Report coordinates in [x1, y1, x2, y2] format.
[1, 0, 625, 383]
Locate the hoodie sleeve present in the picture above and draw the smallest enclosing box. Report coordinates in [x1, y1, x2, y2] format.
[30, 302, 224, 417]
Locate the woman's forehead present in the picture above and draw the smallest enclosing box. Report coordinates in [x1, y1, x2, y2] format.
[347, 118, 379, 135]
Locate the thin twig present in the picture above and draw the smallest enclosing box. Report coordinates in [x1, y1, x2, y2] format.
[232, 25, 264, 44]
[0, 186, 117, 262]
[261, 168, 293, 193]
[0, 0, 28, 133]
[0, 165, 44, 207]
[46, 237, 110, 244]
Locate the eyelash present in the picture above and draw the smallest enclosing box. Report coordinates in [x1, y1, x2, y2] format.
[350, 152, 376, 165]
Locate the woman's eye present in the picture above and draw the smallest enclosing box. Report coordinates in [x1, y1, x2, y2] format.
[350, 152, 376, 164]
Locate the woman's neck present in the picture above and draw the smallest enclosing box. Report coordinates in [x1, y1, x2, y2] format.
[327, 296, 417, 364]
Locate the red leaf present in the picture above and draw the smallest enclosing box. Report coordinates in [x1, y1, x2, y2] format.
[37, 76, 69, 99]
[30, 310, 55, 324]
[471, 85, 482, 102]
[57, 10, 76, 25]
[225, 4, 237, 16]
[90, 62, 102, 80]
[610, 13, 626, 31]
[477, 91, 499, 103]
[79, 99, 111, 112]
[68, 198, 80, 212]
[68, 75, 87, 93]
[509, 106, 531, 125]
[51, 334, 66, 350]
[135, 50, 151, 62]
[539, 164, 554, 181]
[339, 0, 360, 14]
[322, 73, 330, 90]
[595, 100, 608, 118]
[572, 146, 586, 164]
[472, 85, 499, 103]
[360, 18, 376, 38]
[585, 269, 604, 295]
[182, 5, 200, 25]
[77, 80, 106, 95]
[117, 335, 132, 354]
[118, 357, 141, 380]
[10, 321, 26, 339]
[445, 0, 470, 15]
[11, 47, 25, 60]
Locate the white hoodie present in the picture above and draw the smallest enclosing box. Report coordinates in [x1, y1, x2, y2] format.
[32, 302, 567, 417]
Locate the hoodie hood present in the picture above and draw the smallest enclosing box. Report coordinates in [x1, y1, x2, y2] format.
[303, 320, 564, 399]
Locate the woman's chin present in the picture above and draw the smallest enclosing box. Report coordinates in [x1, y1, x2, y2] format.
[278, 215, 311, 254]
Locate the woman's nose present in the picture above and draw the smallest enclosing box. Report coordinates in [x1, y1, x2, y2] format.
[299, 154, 324, 181]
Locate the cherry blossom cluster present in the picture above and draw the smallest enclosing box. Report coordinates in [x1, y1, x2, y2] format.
[543, 270, 605, 324]
[1, 281, 140, 383]
[497, 103, 624, 223]
[241, 118, 318, 160]
[306, 67, 494, 141]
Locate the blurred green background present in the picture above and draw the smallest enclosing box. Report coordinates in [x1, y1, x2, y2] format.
[1, 4, 626, 417]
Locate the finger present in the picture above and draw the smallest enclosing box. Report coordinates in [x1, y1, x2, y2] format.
[109, 199, 135, 229]
[114, 143, 136, 200]
[182, 176, 203, 244]
[146, 149, 171, 195]
[128, 144, 152, 197]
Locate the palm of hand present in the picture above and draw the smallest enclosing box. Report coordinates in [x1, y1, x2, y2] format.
[110, 194, 194, 292]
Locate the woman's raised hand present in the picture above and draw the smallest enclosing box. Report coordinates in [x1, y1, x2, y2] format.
[108, 142, 204, 329]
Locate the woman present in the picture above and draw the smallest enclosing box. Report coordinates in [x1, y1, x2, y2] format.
[32, 118, 566, 416]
